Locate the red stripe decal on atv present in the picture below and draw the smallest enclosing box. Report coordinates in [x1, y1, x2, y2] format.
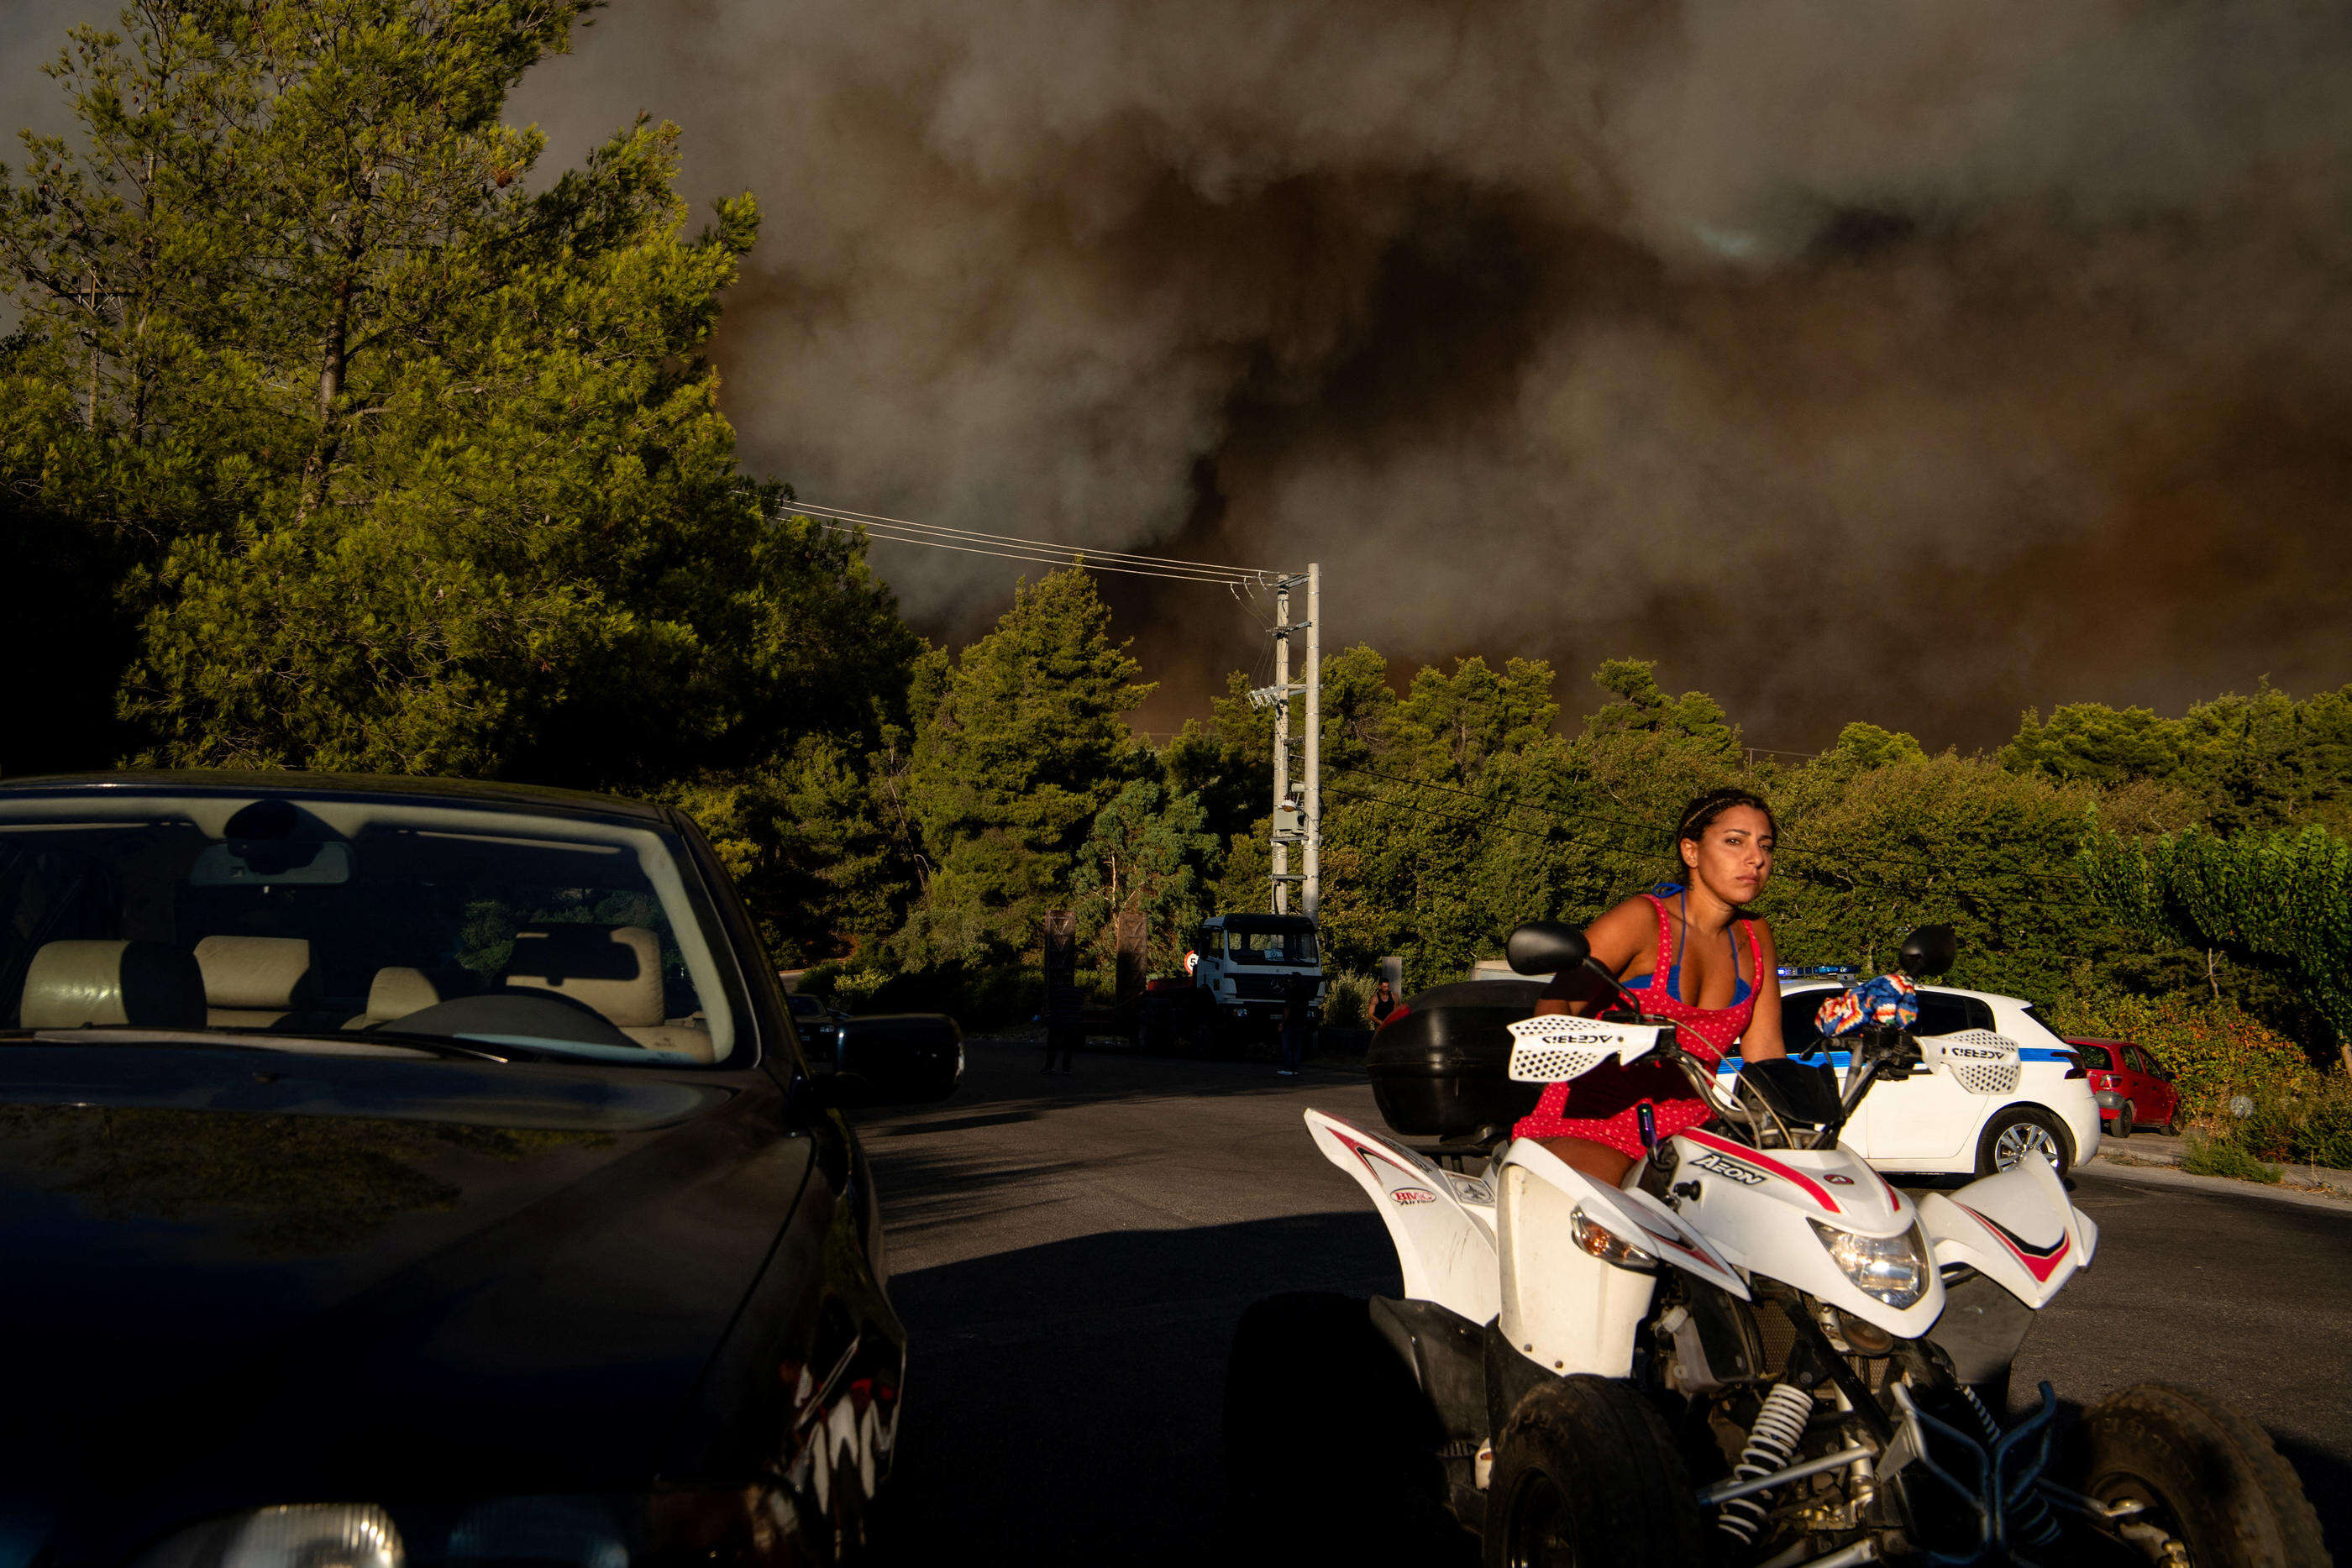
[1632, 1221, 1725, 1274]
[1679, 1130, 1843, 1214]
[1326, 1125, 1431, 1192]
[1959, 1204, 2071, 1283]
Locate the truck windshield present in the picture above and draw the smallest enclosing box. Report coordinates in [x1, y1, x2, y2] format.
[1227, 926, 1318, 964]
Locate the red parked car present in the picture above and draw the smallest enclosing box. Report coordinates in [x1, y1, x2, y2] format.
[2064, 1036, 2182, 1137]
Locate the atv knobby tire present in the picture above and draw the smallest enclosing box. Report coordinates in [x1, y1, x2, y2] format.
[1222, 1293, 1456, 1561]
[1483, 1376, 1704, 1568]
[2079, 1382, 2327, 1568]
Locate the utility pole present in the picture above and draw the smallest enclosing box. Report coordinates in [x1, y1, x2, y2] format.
[1249, 564, 1320, 918]
[1303, 561, 1320, 917]
[1271, 578, 1291, 914]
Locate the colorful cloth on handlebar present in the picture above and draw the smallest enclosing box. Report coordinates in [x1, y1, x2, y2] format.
[1813, 973, 1918, 1036]
[1511, 894, 1763, 1159]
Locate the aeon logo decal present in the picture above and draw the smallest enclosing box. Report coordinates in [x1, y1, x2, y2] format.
[1692, 1150, 1766, 1186]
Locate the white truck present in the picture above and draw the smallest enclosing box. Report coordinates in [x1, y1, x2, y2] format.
[1185, 912, 1323, 1052]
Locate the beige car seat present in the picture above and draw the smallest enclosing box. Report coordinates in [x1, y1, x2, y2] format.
[344, 967, 444, 1029]
[193, 935, 316, 1027]
[503, 923, 714, 1062]
[18, 940, 206, 1030]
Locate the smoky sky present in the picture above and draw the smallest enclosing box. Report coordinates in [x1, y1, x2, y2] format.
[12, 1, 2352, 748]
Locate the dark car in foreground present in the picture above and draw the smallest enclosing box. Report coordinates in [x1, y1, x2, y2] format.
[0, 772, 956, 1568]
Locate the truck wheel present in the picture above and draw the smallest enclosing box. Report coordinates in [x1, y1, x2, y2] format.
[1223, 1293, 1452, 1557]
[1977, 1105, 2073, 1177]
[1483, 1377, 1703, 1568]
[2077, 1382, 2327, 1568]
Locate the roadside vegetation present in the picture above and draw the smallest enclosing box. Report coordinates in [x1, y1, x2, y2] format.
[4, 3, 2347, 1164]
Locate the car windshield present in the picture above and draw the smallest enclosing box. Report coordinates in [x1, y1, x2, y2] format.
[787, 994, 823, 1017]
[1225, 923, 1318, 964]
[0, 791, 743, 1066]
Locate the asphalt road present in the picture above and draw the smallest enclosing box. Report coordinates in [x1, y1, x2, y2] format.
[855, 1036, 2352, 1565]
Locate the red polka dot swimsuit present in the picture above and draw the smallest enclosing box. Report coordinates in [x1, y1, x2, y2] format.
[1510, 894, 1762, 1158]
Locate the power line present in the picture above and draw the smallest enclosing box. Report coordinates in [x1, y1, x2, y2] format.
[805, 521, 1271, 585]
[784, 500, 1278, 583]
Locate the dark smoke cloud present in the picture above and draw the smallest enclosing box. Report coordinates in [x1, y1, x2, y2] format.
[13, 0, 2351, 747]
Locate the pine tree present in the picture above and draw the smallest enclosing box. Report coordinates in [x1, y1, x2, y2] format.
[0, 0, 917, 791]
[900, 567, 1153, 962]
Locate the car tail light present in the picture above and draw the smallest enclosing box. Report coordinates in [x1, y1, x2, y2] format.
[2063, 1063, 2087, 1080]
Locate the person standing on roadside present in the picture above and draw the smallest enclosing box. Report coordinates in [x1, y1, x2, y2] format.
[1369, 978, 1399, 1025]
[1278, 970, 1317, 1076]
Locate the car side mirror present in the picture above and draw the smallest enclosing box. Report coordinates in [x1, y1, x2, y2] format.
[1896, 924, 1957, 978]
[829, 1013, 963, 1104]
[1507, 921, 1591, 978]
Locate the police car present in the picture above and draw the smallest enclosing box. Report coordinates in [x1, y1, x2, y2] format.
[1723, 968, 2103, 1177]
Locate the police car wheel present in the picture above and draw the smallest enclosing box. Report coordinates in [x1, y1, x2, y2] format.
[1978, 1106, 2072, 1177]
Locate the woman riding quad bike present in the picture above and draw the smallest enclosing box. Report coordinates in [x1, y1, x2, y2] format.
[1226, 791, 2323, 1568]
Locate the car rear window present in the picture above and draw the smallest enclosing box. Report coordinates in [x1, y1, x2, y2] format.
[1768, 986, 1994, 1053]
[2072, 1043, 2113, 1069]
[1779, 989, 1832, 1055]
[1914, 991, 1995, 1036]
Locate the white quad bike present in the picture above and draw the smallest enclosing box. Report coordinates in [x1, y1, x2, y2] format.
[1226, 923, 2324, 1568]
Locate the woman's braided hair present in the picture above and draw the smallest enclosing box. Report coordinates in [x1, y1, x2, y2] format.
[1670, 787, 1777, 876]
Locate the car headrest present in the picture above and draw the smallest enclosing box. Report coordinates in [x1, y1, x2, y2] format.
[504, 924, 665, 1027]
[365, 966, 443, 1021]
[193, 935, 315, 1009]
[19, 940, 207, 1030]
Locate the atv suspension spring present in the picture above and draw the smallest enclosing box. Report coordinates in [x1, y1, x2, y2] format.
[1717, 1379, 1816, 1545]
[1956, 1382, 2058, 1547]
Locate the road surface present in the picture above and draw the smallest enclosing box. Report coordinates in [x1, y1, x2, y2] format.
[856, 1037, 2352, 1564]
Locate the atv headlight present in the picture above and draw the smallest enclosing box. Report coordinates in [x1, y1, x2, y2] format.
[139, 1505, 402, 1568]
[1809, 1218, 1930, 1308]
[1571, 1206, 1659, 1271]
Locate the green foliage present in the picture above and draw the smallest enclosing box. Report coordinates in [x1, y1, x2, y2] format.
[2235, 1075, 2352, 1170]
[1163, 669, 1276, 850]
[2035, 990, 2316, 1120]
[2006, 684, 2352, 834]
[1584, 658, 1740, 760]
[1322, 971, 1374, 1030]
[658, 732, 916, 964]
[1822, 722, 1926, 774]
[2087, 823, 2352, 1051]
[2001, 703, 2187, 784]
[0, 0, 924, 969]
[896, 568, 1152, 964]
[1071, 779, 1219, 968]
[2180, 1135, 2282, 1184]
[1765, 753, 2092, 997]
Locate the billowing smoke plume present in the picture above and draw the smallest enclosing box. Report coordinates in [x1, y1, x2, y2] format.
[27, 0, 2352, 746]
